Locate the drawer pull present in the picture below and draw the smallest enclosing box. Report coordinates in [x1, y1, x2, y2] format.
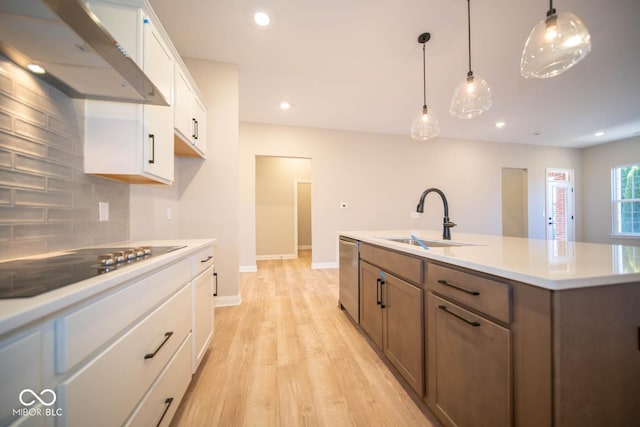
[156, 397, 174, 427]
[376, 278, 386, 308]
[144, 332, 173, 360]
[213, 271, 218, 297]
[438, 305, 480, 327]
[201, 255, 213, 263]
[438, 279, 480, 296]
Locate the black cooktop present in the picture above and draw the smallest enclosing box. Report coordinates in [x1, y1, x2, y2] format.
[0, 246, 185, 299]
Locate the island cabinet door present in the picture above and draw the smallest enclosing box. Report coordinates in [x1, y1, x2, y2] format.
[427, 293, 512, 427]
[359, 261, 383, 348]
[382, 273, 424, 396]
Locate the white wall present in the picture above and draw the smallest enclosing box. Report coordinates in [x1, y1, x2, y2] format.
[239, 123, 583, 270]
[582, 136, 640, 244]
[130, 59, 240, 305]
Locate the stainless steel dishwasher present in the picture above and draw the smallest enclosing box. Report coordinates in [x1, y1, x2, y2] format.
[339, 236, 359, 323]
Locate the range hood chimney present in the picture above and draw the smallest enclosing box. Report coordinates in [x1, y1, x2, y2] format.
[0, 0, 168, 105]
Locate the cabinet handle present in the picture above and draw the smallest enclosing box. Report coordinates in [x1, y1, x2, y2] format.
[376, 278, 382, 305]
[192, 118, 197, 140]
[213, 271, 218, 297]
[438, 305, 480, 327]
[156, 397, 174, 427]
[379, 279, 386, 309]
[148, 134, 155, 164]
[144, 331, 173, 359]
[195, 119, 199, 140]
[437, 279, 480, 296]
[201, 255, 213, 263]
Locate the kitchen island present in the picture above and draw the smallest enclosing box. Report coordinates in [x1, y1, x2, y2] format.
[339, 230, 640, 427]
[0, 239, 215, 427]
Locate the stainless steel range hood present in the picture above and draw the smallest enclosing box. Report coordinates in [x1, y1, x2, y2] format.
[0, 0, 168, 105]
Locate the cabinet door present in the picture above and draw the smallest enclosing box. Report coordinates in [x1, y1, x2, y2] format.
[143, 13, 172, 101]
[192, 266, 214, 373]
[383, 274, 423, 396]
[144, 104, 173, 181]
[174, 67, 193, 142]
[192, 96, 206, 156]
[428, 293, 511, 427]
[0, 329, 43, 425]
[359, 261, 383, 349]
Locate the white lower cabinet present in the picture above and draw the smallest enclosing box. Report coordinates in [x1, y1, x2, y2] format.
[59, 284, 191, 427]
[0, 243, 216, 427]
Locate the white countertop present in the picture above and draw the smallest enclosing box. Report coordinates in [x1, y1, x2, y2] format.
[0, 239, 215, 338]
[340, 230, 640, 290]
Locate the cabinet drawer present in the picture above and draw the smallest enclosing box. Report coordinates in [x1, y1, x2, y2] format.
[360, 243, 423, 285]
[56, 258, 191, 372]
[429, 264, 511, 324]
[125, 333, 192, 427]
[59, 284, 191, 427]
[193, 245, 214, 277]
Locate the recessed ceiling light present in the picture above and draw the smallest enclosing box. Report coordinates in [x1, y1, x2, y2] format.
[27, 64, 46, 74]
[594, 130, 605, 137]
[254, 12, 270, 26]
[279, 101, 291, 110]
[495, 121, 506, 128]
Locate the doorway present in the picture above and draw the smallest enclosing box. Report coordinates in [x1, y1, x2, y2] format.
[295, 180, 312, 254]
[501, 168, 528, 237]
[255, 156, 312, 260]
[546, 168, 575, 241]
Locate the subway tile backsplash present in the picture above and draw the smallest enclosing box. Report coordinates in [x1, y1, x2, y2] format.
[0, 56, 130, 259]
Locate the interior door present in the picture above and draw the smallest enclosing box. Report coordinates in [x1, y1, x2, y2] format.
[546, 169, 575, 241]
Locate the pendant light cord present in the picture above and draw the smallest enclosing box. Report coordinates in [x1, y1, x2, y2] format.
[422, 42, 426, 107]
[467, 0, 472, 75]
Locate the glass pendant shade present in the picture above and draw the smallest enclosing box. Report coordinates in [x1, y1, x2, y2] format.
[520, 10, 591, 79]
[449, 73, 492, 119]
[410, 106, 440, 140]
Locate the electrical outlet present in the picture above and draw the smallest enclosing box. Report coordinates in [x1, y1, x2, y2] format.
[167, 207, 172, 221]
[410, 212, 420, 219]
[340, 202, 348, 208]
[98, 202, 109, 222]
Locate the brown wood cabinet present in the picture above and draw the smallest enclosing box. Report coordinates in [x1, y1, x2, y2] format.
[347, 238, 640, 427]
[359, 246, 424, 396]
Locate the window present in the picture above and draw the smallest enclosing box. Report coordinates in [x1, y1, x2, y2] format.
[612, 164, 640, 236]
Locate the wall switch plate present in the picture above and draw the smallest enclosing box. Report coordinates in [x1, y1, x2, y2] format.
[410, 212, 420, 219]
[167, 207, 172, 221]
[98, 202, 109, 221]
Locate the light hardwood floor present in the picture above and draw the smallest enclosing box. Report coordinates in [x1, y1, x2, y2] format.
[171, 251, 437, 426]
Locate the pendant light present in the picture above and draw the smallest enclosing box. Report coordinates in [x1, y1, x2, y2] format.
[410, 33, 440, 140]
[520, 0, 591, 79]
[449, 0, 492, 119]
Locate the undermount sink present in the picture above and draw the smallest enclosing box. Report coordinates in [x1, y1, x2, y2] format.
[383, 237, 475, 248]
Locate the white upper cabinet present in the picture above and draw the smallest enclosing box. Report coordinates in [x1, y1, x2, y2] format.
[174, 64, 207, 158]
[84, 1, 174, 184]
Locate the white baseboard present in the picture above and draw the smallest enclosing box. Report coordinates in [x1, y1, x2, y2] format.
[239, 265, 257, 273]
[214, 293, 242, 307]
[255, 254, 296, 261]
[312, 262, 339, 269]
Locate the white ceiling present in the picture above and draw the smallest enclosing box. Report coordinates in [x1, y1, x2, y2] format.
[148, 0, 640, 148]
